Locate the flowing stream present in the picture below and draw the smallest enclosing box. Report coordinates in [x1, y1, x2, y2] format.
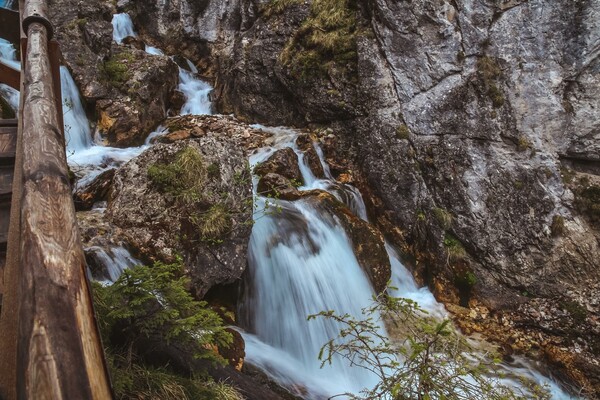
[0, 38, 20, 112]
[238, 128, 576, 399]
[50, 12, 580, 399]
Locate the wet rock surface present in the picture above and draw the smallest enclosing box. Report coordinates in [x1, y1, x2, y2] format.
[254, 147, 303, 183]
[107, 129, 255, 298]
[303, 191, 391, 294]
[74, 168, 115, 211]
[50, 0, 180, 147]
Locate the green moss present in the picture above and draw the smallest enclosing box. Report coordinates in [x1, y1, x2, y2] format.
[454, 270, 477, 291]
[550, 215, 566, 237]
[148, 146, 206, 202]
[443, 233, 466, 260]
[433, 207, 452, 230]
[101, 52, 135, 86]
[281, 0, 361, 79]
[396, 124, 410, 140]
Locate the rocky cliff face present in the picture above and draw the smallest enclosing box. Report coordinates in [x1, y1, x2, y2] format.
[49, 0, 179, 146]
[114, 0, 600, 395]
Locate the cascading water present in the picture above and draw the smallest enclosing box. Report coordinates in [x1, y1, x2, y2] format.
[240, 127, 576, 399]
[86, 245, 142, 283]
[178, 67, 213, 115]
[0, 38, 20, 112]
[0, 0, 15, 9]
[240, 127, 381, 398]
[111, 13, 136, 44]
[60, 66, 93, 153]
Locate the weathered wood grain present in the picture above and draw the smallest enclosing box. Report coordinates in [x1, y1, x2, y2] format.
[13, 19, 112, 400]
[0, 62, 20, 91]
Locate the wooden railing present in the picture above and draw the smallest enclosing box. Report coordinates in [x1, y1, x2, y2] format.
[0, 0, 113, 398]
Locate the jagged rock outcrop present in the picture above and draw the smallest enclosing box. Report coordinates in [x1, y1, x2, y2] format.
[50, 0, 179, 147]
[117, 0, 600, 394]
[106, 127, 256, 298]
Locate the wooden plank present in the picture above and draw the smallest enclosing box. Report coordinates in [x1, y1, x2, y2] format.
[0, 130, 17, 154]
[0, 120, 18, 127]
[13, 19, 112, 400]
[0, 62, 20, 91]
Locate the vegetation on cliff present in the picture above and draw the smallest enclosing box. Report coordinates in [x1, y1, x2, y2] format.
[313, 291, 550, 400]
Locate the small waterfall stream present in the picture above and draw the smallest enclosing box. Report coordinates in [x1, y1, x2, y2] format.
[240, 127, 380, 397]
[111, 13, 136, 44]
[61, 66, 93, 153]
[0, 38, 20, 112]
[240, 128, 576, 399]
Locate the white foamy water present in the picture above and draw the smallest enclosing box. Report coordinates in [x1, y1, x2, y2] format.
[61, 66, 93, 153]
[240, 127, 381, 398]
[0, 38, 20, 112]
[87, 245, 142, 283]
[178, 67, 212, 115]
[111, 13, 136, 44]
[144, 45, 163, 56]
[240, 126, 577, 399]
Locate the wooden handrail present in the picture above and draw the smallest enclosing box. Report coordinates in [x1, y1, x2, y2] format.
[0, 0, 113, 398]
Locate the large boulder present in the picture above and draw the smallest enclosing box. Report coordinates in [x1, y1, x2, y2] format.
[107, 132, 254, 298]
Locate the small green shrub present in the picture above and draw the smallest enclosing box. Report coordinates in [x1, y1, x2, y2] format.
[92, 259, 238, 399]
[443, 233, 466, 260]
[396, 124, 410, 140]
[311, 292, 550, 399]
[261, 0, 301, 18]
[281, 0, 361, 78]
[517, 136, 532, 152]
[477, 56, 505, 108]
[190, 204, 232, 243]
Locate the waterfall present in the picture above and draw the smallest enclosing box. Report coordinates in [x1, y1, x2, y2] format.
[241, 127, 576, 399]
[143, 42, 213, 116]
[60, 66, 93, 153]
[0, 0, 15, 9]
[111, 13, 136, 44]
[178, 68, 213, 115]
[87, 245, 142, 283]
[240, 127, 380, 398]
[0, 38, 20, 112]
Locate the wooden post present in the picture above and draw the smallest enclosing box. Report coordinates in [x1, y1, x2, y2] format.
[0, 0, 114, 397]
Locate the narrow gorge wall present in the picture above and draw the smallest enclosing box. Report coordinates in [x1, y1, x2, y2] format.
[50, 0, 600, 395]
